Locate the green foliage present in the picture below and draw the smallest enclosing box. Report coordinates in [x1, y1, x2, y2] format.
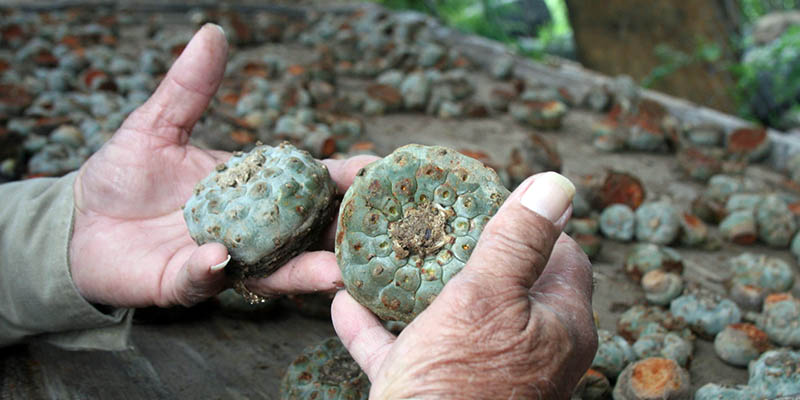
[641, 41, 723, 89]
[739, 0, 800, 23]
[372, 0, 573, 59]
[733, 25, 800, 125]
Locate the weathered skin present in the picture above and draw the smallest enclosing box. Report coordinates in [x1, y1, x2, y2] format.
[281, 337, 370, 400]
[184, 142, 336, 302]
[335, 144, 509, 322]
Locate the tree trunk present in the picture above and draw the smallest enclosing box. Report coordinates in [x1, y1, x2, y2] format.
[565, 0, 743, 113]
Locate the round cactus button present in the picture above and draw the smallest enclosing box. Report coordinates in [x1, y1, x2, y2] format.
[183, 142, 336, 303]
[280, 337, 369, 400]
[335, 144, 509, 323]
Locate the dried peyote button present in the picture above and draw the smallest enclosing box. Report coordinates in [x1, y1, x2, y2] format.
[755, 194, 798, 247]
[641, 270, 684, 306]
[755, 293, 800, 348]
[624, 244, 683, 283]
[683, 123, 724, 147]
[599, 203, 635, 241]
[399, 71, 430, 111]
[677, 212, 708, 247]
[183, 143, 336, 302]
[726, 127, 771, 163]
[617, 305, 692, 343]
[612, 357, 690, 400]
[592, 120, 627, 152]
[694, 383, 753, 400]
[632, 332, 693, 368]
[725, 193, 762, 213]
[504, 133, 562, 189]
[676, 147, 723, 182]
[691, 194, 727, 224]
[713, 323, 771, 367]
[719, 210, 758, 245]
[705, 174, 763, 203]
[670, 286, 741, 338]
[335, 144, 509, 323]
[490, 55, 514, 80]
[571, 369, 611, 400]
[592, 329, 637, 379]
[280, 337, 369, 400]
[726, 253, 794, 311]
[635, 201, 680, 245]
[509, 100, 568, 130]
[746, 349, 800, 398]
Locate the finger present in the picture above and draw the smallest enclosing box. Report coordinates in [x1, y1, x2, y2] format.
[331, 290, 396, 381]
[321, 155, 380, 195]
[245, 251, 343, 295]
[461, 172, 575, 288]
[123, 23, 229, 144]
[168, 242, 230, 307]
[533, 233, 594, 303]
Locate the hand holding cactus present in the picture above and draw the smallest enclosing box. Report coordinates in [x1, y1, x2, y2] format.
[332, 172, 599, 398]
[68, 25, 372, 308]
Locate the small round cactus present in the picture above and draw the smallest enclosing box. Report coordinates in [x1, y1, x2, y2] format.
[746, 349, 800, 398]
[632, 332, 693, 368]
[612, 357, 690, 400]
[635, 201, 680, 245]
[336, 144, 509, 323]
[617, 305, 692, 342]
[755, 194, 798, 247]
[624, 244, 683, 283]
[719, 210, 757, 245]
[592, 329, 637, 379]
[509, 100, 568, 130]
[184, 143, 336, 302]
[677, 212, 708, 247]
[641, 270, 684, 306]
[726, 253, 794, 310]
[683, 123, 724, 147]
[713, 323, 771, 367]
[694, 383, 752, 400]
[756, 293, 800, 348]
[280, 337, 369, 400]
[726, 127, 771, 162]
[670, 286, 741, 338]
[599, 203, 636, 241]
[725, 193, 762, 213]
[571, 369, 611, 400]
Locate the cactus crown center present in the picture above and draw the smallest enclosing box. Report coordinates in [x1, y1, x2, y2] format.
[389, 201, 447, 259]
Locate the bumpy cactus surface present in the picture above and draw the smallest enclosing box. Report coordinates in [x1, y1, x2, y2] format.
[335, 144, 509, 322]
[184, 143, 336, 302]
[281, 337, 369, 400]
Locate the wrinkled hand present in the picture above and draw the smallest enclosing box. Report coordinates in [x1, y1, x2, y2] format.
[332, 172, 598, 399]
[69, 24, 374, 308]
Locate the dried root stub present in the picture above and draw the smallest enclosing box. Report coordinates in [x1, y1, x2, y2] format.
[280, 337, 369, 400]
[183, 143, 336, 303]
[335, 144, 509, 323]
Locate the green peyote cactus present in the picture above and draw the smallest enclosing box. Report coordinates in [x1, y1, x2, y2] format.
[335, 144, 509, 323]
[184, 142, 336, 303]
[281, 337, 369, 400]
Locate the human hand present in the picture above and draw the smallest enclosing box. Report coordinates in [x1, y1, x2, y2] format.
[69, 24, 376, 308]
[332, 172, 598, 399]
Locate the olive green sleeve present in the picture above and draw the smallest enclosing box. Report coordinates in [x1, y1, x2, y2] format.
[0, 172, 133, 350]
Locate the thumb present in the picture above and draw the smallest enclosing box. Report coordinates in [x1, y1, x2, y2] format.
[461, 172, 575, 288]
[166, 242, 230, 307]
[121, 23, 228, 145]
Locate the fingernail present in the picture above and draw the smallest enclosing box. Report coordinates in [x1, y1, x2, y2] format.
[520, 172, 575, 223]
[206, 23, 225, 37]
[210, 255, 231, 272]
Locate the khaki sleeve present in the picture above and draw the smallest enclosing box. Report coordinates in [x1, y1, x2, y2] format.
[0, 172, 133, 351]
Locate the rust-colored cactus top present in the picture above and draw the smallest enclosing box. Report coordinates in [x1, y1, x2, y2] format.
[335, 144, 509, 322]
